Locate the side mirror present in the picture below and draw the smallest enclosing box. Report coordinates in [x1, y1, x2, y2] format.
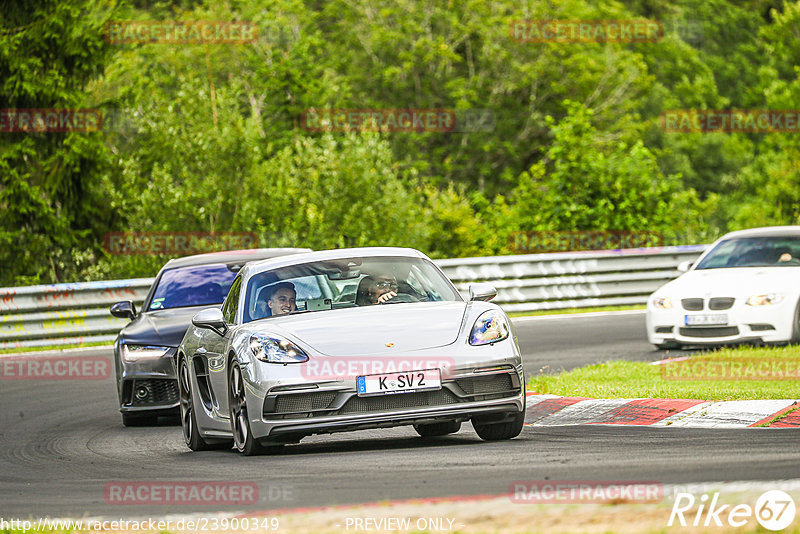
[110, 301, 136, 320]
[677, 261, 693, 273]
[469, 283, 497, 302]
[192, 308, 228, 337]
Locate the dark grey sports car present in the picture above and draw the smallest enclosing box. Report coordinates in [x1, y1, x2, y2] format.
[110, 248, 309, 426]
[178, 247, 525, 455]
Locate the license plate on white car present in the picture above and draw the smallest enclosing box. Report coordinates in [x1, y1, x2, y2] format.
[685, 314, 728, 326]
[356, 369, 441, 396]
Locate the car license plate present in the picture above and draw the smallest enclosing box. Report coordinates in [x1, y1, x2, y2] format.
[685, 314, 728, 326]
[356, 369, 441, 396]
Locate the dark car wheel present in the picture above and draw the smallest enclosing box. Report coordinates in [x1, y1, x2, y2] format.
[414, 420, 461, 437]
[472, 393, 526, 441]
[179, 356, 231, 451]
[790, 299, 800, 344]
[229, 360, 281, 456]
[121, 412, 157, 427]
[473, 411, 525, 441]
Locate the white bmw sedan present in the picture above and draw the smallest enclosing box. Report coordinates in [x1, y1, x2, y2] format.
[647, 226, 800, 349]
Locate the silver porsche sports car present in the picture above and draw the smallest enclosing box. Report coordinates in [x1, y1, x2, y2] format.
[178, 247, 525, 455]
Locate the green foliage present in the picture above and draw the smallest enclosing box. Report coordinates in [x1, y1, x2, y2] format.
[3, 0, 800, 285]
[488, 101, 713, 251]
[0, 0, 115, 285]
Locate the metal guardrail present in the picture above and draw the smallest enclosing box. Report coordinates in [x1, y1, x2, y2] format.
[0, 245, 707, 350]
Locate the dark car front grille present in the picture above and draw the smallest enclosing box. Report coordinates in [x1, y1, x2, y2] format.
[130, 379, 179, 405]
[709, 297, 735, 310]
[681, 298, 704, 311]
[679, 326, 740, 338]
[338, 388, 462, 414]
[455, 373, 515, 395]
[274, 392, 337, 413]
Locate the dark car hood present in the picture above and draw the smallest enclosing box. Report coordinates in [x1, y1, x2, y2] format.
[118, 305, 219, 347]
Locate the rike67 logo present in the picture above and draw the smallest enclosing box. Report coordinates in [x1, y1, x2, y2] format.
[669, 490, 796, 531]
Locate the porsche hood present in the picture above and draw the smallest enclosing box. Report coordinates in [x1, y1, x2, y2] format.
[252, 301, 470, 356]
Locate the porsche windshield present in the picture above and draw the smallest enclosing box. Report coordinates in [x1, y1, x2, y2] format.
[242, 256, 461, 322]
[695, 236, 800, 270]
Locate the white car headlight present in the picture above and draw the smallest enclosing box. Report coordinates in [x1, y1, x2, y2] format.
[746, 294, 784, 306]
[121, 344, 171, 362]
[469, 310, 510, 346]
[652, 297, 673, 309]
[249, 334, 309, 364]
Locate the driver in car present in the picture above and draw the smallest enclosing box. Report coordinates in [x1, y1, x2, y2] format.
[267, 282, 297, 315]
[356, 274, 399, 305]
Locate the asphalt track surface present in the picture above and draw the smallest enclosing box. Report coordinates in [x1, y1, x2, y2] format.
[1, 312, 797, 518]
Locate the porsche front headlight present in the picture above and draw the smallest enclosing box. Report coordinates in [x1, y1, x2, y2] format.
[746, 294, 784, 306]
[652, 297, 673, 309]
[249, 334, 309, 363]
[469, 310, 510, 346]
[121, 344, 171, 362]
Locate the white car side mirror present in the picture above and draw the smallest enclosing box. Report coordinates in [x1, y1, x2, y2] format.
[677, 260, 693, 273]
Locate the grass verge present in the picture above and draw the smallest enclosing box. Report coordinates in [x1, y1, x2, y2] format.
[508, 304, 645, 318]
[528, 344, 800, 401]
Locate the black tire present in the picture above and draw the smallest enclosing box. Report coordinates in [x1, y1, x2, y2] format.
[790, 299, 800, 345]
[655, 341, 680, 350]
[472, 411, 525, 441]
[179, 356, 231, 451]
[472, 392, 526, 441]
[229, 360, 281, 456]
[414, 420, 461, 437]
[121, 412, 156, 427]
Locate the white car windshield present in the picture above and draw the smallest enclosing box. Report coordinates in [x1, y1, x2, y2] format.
[242, 256, 461, 322]
[695, 236, 800, 269]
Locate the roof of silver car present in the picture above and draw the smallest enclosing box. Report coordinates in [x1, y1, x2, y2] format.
[241, 247, 429, 278]
[162, 248, 311, 270]
[718, 226, 800, 240]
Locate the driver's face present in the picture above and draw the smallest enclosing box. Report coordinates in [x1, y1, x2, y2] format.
[268, 288, 297, 315]
[371, 275, 398, 299]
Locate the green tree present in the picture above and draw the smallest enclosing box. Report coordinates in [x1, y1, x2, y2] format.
[0, 0, 115, 285]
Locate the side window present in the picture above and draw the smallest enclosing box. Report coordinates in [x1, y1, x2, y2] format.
[222, 276, 242, 324]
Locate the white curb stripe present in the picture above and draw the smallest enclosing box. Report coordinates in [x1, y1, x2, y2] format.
[653, 399, 798, 428]
[533, 398, 632, 426]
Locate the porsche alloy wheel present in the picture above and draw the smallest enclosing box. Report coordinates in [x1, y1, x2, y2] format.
[229, 360, 280, 456]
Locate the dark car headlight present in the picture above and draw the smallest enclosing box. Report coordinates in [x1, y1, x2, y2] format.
[121, 344, 171, 362]
[249, 334, 309, 364]
[469, 310, 510, 346]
